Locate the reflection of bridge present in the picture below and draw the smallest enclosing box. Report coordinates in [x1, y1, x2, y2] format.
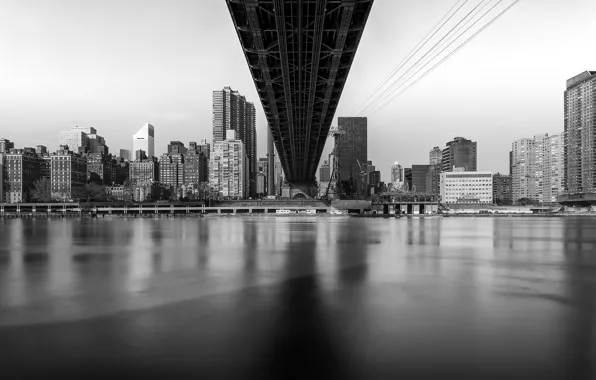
[226, 0, 374, 189]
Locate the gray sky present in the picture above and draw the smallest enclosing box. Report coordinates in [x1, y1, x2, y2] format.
[1, 0, 595, 181]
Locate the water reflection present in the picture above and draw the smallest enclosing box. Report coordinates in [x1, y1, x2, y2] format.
[562, 218, 596, 379]
[1, 217, 596, 379]
[257, 220, 355, 379]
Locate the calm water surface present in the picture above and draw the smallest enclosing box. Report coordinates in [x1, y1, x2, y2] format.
[1, 216, 595, 379]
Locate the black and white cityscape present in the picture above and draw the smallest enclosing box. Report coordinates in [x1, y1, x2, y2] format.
[1, 1, 596, 379]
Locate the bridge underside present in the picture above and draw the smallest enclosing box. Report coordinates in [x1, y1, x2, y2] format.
[226, 0, 374, 184]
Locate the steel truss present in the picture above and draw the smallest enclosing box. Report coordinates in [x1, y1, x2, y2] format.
[226, 0, 374, 183]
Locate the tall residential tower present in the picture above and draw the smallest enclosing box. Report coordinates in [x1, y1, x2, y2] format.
[442, 137, 477, 172]
[564, 71, 596, 194]
[213, 87, 257, 197]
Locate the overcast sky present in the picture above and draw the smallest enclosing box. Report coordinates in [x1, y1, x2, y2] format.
[1, 0, 595, 181]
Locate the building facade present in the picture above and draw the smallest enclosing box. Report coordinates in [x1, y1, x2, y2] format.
[391, 161, 404, 187]
[209, 131, 248, 199]
[512, 133, 563, 204]
[0, 153, 4, 203]
[2, 148, 40, 203]
[132, 123, 155, 159]
[119, 149, 131, 161]
[159, 154, 185, 190]
[168, 141, 187, 155]
[256, 172, 267, 196]
[129, 157, 159, 184]
[440, 170, 493, 204]
[59, 128, 89, 154]
[86, 153, 113, 184]
[0, 138, 14, 153]
[213, 87, 257, 197]
[564, 71, 596, 194]
[493, 173, 512, 205]
[442, 137, 477, 172]
[184, 151, 207, 186]
[338, 117, 368, 195]
[50, 146, 87, 201]
[429, 146, 442, 166]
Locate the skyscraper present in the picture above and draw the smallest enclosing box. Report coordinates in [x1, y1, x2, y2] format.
[429, 147, 442, 166]
[338, 117, 367, 195]
[132, 123, 155, 159]
[213, 87, 257, 197]
[391, 161, 404, 186]
[441, 137, 477, 172]
[564, 71, 596, 194]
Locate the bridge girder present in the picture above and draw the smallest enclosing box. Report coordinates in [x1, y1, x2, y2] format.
[226, 0, 374, 183]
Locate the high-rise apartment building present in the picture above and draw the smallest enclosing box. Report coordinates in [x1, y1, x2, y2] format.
[338, 117, 367, 195]
[511, 133, 563, 204]
[59, 128, 89, 153]
[0, 153, 4, 203]
[40, 154, 51, 180]
[511, 138, 534, 202]
[209, 130, 248, 199]
[50, 145, 86, 201]
[184, 151, 207, 186]
[129, 157, 159, 184]
[86, 153, 113, 185]
[442, 137, 477, 172]
[159, 154, 185, 190]
[429, 147, 442, 166]
[132, 123, 155, 159]
[0, 138, 14, 153]
[2, 148, 40, 203]
[493, 173, 512, 205]
[36, 145, 47, 155]
[213, 87, 257, 197]
[564, 71, 596, 194]
[88, 134, 108, 155]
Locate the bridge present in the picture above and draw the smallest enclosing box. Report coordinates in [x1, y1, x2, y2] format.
[226, 0, 374, 192]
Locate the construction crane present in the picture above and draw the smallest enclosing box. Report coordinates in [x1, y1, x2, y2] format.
[324, 125, 345, 199]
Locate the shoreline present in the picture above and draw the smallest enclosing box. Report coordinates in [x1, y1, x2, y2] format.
[1, 212, 595, 219]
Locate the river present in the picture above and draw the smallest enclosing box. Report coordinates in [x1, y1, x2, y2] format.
[0, 216, 595, 379]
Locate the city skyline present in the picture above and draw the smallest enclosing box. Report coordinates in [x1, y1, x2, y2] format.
[1, 1, 596, 181]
